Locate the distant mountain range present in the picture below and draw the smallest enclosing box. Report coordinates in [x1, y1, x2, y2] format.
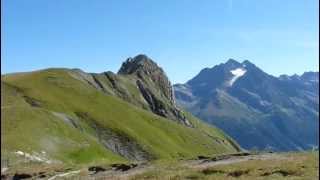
[174, 59, 319, 151]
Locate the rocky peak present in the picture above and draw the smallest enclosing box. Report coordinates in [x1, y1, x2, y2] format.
[242, 60, 253, 65]
[225, 59, 242, 67]
[241, 60, 259, 70]
[118, 54, 164, 76]
[117, 54, 191, 127]
[118, 54, 174, 103]
[219, 59, 242, 73]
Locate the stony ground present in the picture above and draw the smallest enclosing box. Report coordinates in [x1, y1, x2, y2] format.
[1, 151, 318, 179]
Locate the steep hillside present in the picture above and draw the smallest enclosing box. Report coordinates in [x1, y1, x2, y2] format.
[1, 55, 239, 169]
[174, 59, 319, 151]
[89, 54, 190, 126]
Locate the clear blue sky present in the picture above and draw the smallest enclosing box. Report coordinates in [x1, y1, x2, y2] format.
[1, 0, 319, 83]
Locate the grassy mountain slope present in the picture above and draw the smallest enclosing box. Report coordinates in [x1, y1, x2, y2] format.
[1, 68, 239, 168]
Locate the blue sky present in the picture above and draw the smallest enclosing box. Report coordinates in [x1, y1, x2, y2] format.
[2, 0, 319, 83]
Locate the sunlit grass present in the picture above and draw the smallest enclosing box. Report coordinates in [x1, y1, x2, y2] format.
[131, 151, 319, 180]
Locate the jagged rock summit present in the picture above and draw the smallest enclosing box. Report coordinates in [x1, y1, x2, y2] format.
[117, 54, 190, 126]
[118, 55, 175, 105]
[118, 54, 164, 75]
[70, 54, 190, 126]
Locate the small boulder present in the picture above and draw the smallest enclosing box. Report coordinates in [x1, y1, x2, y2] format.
[13, 173, 32, 180]
[197, 155, 210, 160]
[110, 163, 138, 172]
[88, 166, 106, 174]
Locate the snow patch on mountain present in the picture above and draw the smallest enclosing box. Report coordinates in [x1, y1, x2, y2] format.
[228, 68, 247, 86]
[15, 150, 52, 164]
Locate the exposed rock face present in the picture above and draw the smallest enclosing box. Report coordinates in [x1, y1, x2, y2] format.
[118, 55, 175, 105]
[136, 79, 167, 117]
[75, 112, 152, 161]
[118, 55, 191, 127]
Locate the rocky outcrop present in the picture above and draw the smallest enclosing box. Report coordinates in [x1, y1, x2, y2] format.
[118, 55, 175, 104]
[69, 69, 104, 91]
[75, 112, 152, 161]
[110, 163, 138, 171]
[97, 127, 151, 161]
[118, 54, 191, 127]
[136, 79, 167, 117]
[67, 55, 192, 127]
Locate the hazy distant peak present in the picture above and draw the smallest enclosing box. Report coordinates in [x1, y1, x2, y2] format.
[242, 60, 252, 64]
[225, 59, 241, 67]
[241, 60, 257, 68]
[174, 58, 319, 152]
[301, 71, 319, 82]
